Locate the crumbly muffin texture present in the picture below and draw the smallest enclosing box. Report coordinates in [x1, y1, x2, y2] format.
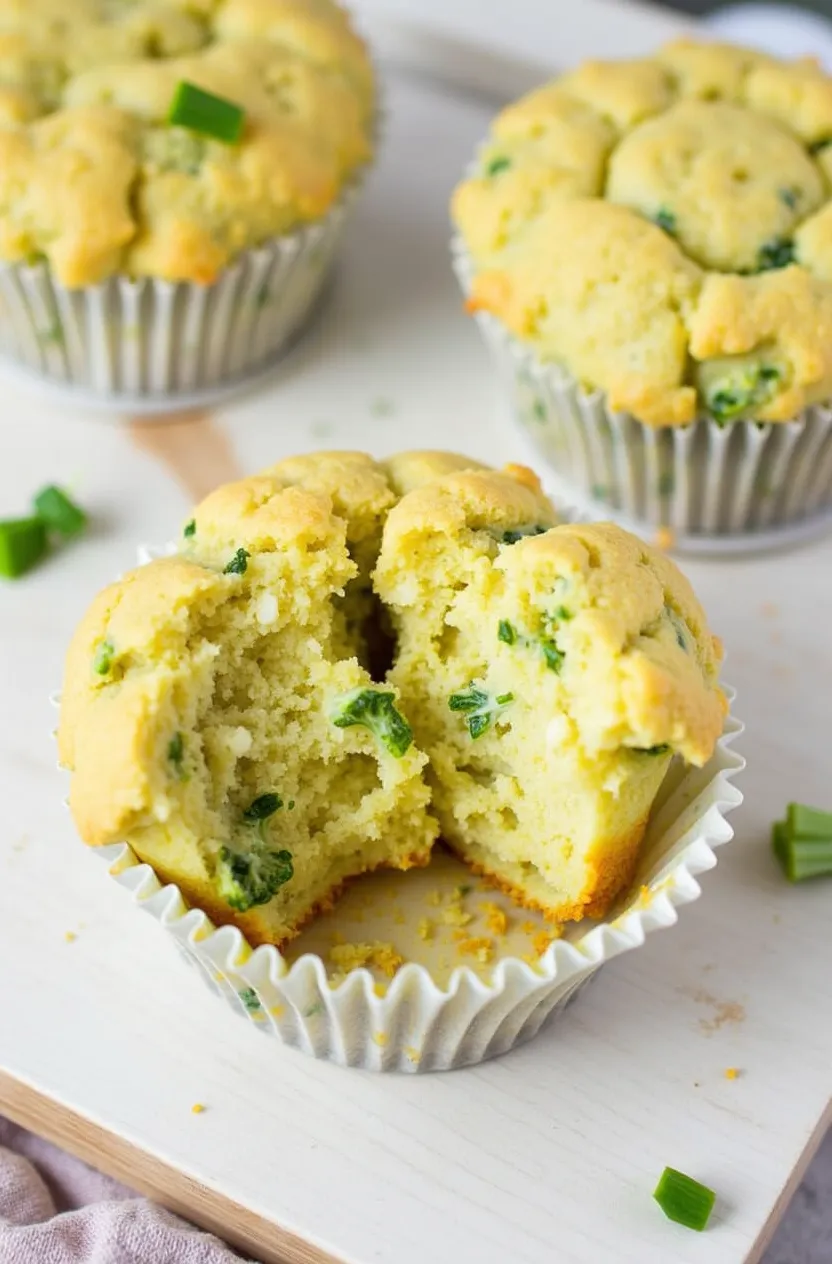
[0, 0, 373, 287]
[453, 40, 832, 427]
[375, 466, 725, 923]
[59, 450, 726, 943]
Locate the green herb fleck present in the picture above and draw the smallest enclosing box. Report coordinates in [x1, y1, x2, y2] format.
[183, 518, 196, 538]
[755, 237, 795, 272]
[552, 605, 572, 622]
[92, 639, 115, 676]
[167, 731, 185, 776]
[539, 640, 565, 673]
[778, 186, 800, 210]
[224, 547, 250, 575]
[218, 845, 294, 911]
[500, 524, 548, 545]
[448, 683, 514, 740]
[238, 988, 261, 1012]
[331, 688, 413, 758]
[653, 207, 676, 235]
[485, 154, 511, 177]
[243, 793, 283, 822]
[497, 619, 517, 645]
[287, 799, 295, 810]
[0, 517, 48, 579]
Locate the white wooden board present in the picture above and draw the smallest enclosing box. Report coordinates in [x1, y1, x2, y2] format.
[0, 13, 830, 1264]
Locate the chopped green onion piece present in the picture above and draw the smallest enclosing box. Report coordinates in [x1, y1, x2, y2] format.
[653, 1167, 716, 1232]
[168, 81, 245, 144]
[92, 639, 115, 676]
[497, 619, 516, 645]
[33, 485, 87, 538]
[772, 819, 790, 870]
[786, 802, 832, 838]
[0, 517, 48, 579]
[183, 518, 196, 538]
[772, 817, 832, 882]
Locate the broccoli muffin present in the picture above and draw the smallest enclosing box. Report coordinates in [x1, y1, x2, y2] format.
[375, 464, 726, 922]
[58, 467, 433, 947]
[451, 41, 832, 540]
[59, 449, 726, 940]
[0, 0, 375, 400]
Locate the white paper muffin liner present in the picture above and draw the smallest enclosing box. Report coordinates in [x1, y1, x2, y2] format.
[53, 534, 744, 1072]
[452, 239, 832, 554]
[0, 175, 366, 416]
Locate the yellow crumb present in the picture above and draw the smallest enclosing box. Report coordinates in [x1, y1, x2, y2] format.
[329, 941, 404, 978]
[426, 889, 444, 907]
[373, 983, 387, 998]
[269, 1005, 285, 1018]
[191, 1103, 206, 1114]
[372, 1031, 389, 1047]
[417, 917, 435, 942]
[724, 1067, 741, 1080]
[455, 936, 495, 963]
[212, 972, 225, 983]
[404, 1045, 421, 1063]
[63, 931, 77, 943]
[654, 526, 676, 551]
[532, 931, 556, 957]
[521, 920, 537, 934]
[481, 902, 508, 936]
[442, 903, 473, 928]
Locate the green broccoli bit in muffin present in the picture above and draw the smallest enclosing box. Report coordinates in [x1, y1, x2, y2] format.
[331, 688, 413, 757]
[755, 237, 795, 272]
[500, 524, 549, 544]
[653, 207, 676, 235]
[238, 988, 262, 1011]
[778, 186, 801, 210]
[701, 359, 782, 425]
[539, 638, 565, 673]
[224, 547, 250, 575]
[498, 614, 567, 671]
[485, 154, 511, 177]
[167, 731, 186, 778]
[217, 844, 294, 911]
[448, 683, 514, 739]
[183, 519, 196, 538]
[92, 638, 115, 676]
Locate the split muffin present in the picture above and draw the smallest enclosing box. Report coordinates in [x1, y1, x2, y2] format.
[59, 449, 726, 942]
[451, 39, 832, 540]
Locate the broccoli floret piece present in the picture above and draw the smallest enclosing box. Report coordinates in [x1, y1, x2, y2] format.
[243, 793, 283, 822]
[217, 844, 294, 911]
[539, 639, 565, 673]
[167, 732, 186, 779]
[703, 361, 782, 425]
[331, 688, 413, 757]
[92, 639, 115, 676]
[183, 519, 196, 538]
[448, 683, 514, 739]
[497, 619, 517, 645]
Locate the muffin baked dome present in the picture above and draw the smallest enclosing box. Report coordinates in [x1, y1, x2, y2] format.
[453, 40, 832, 426]
[0, 0, 374, 286]
[59, 450, 726, 941]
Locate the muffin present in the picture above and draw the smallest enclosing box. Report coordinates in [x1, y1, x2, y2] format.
[374, 462, 726, 922]
[59, 448, 727, 947]
[451, 40, 832, 545]
[0, 0, 375, 406]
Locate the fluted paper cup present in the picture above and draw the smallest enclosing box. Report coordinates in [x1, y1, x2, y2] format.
[53, 528, 744, 1071]
[0, 170, 371, 416]
[452, 239, 832, 554]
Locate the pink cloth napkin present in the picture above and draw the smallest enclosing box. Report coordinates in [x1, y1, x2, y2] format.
[0, 1118, 251, 1263]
